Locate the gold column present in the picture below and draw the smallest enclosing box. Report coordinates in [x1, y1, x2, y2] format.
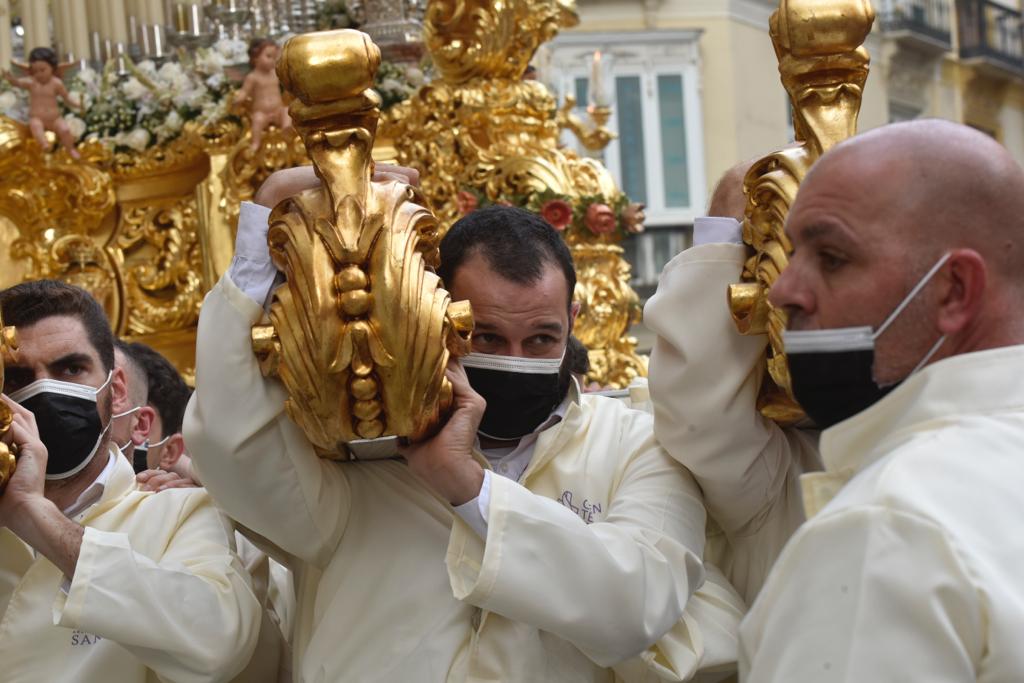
[0, 0, 12, 67]
[727, 0, 875, 423]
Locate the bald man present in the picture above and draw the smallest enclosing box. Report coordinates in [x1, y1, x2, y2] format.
[726, 120, 1024, 681]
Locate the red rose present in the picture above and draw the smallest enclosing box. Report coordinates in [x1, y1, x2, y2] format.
[456, 191, 478, 215]
[584, 203, 617, 234]
[539, 199, 573, 231]
[622, 202, 645, 234]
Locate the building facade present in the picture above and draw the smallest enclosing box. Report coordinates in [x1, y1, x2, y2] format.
[551, 0, 1024, 296]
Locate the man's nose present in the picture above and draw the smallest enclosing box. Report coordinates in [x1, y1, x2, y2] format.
[768, 262, 813, 320]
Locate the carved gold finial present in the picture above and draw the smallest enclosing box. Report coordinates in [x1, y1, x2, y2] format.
[0, 314, 18, 491]
[728, 0, 874, 424]
[253, 29, 472, 455]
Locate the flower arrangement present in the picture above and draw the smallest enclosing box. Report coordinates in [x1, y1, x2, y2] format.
[457, 187, 645, 239]
[60, 37, 245, 152]
[2, 31, 421, 154]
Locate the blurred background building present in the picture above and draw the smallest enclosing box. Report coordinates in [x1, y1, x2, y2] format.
[547, 0, 1024, 323]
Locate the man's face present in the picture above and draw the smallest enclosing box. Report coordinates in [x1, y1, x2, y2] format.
[769, 157, 940, 385]
[448, 252, 576, 359]
[4, 315, 123, 424]
[30, 61, 54, 84]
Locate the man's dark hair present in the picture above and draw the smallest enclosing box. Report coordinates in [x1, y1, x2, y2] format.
[438, 205, 576, 309]
[566, 335, 590, 376]
[122, 342, 191, 435]
[0, 280, 114, 371]
[28, 47, 58, 69]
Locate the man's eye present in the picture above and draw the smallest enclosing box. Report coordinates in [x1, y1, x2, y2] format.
[819, 251, 846, 272]
[62, 365, 84, 377]
[526, 335, 557, 347]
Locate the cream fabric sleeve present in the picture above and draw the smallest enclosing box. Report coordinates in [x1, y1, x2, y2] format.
[447, 439, 707, 669]
[644, 243, 820, 602]
[53, 496, 262, 683]
[740, 506, 982, 682]
[184, 275, 352, 568]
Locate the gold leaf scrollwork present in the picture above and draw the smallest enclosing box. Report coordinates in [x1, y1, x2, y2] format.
[253, 29, 472, 456]
[728, 0, 875, 424]
[387, 0, 644, 388]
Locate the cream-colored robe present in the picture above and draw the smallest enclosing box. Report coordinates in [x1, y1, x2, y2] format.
[185, 275, 745, 682]
[741, 345, 1024, 681]
[0, 452, 261, 682]
[644, 243, 822, 605]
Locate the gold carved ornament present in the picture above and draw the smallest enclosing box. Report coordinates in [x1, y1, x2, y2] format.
[0, 315, 18, 491]
[250, 29, 473, 456]
[727, 0, 875, 424]
[385, 0, 645, 388]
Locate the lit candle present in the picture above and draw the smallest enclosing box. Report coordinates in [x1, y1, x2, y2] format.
[188, 3, 203, 35]
[151, 24, 165, 57]
[174, 3, 188, 32]
[589, 50, 609, 108]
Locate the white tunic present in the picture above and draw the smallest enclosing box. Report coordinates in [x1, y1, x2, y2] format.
[185, 275, 745, 682]
[741, 344, 1024, 682]
[0, 451, 261, 682]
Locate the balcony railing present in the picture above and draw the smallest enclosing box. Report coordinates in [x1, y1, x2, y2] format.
[880, 0, 953, 47]
[957, 0, 1024, 74]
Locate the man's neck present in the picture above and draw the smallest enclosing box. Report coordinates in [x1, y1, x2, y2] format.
[43, 443, 111, 512]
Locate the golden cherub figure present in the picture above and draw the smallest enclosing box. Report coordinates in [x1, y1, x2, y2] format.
[235, 38, 292, 151]
[3, 47, 81, 159]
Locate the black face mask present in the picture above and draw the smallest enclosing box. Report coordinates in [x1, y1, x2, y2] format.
[784, 253, 950, 429]
[462, 352, 565, 440]
[9, 373, 112, 480]
[785, 331, 893, 429]
[132, 444, 149, 474]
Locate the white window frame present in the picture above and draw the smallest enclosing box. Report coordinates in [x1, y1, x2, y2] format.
[548, 30, 706, 226]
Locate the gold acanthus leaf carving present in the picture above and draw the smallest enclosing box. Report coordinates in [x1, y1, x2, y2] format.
[254, 29, 472, 455]
[0, 312, 16, 492]
[728, 0, 874, 424]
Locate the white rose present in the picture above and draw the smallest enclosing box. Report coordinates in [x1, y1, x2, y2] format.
[124, 127, 151, 151]
[121, 77, 150, 101]
[206, 73, 224, 89]
[405, 67, 425, 86]
[165, 110, 183, 132]
[0, 91, 17, 111]
[65, 114, 86, 139]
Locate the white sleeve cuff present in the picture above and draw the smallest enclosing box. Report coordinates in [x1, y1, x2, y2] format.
[453, 469, 491, 538]
[693, 216, 743, 246]
[227, 202, 278, 305]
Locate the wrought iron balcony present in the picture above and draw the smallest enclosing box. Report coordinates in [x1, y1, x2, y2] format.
[957, 0, 1024, 75]
[880, 0, 953, 50]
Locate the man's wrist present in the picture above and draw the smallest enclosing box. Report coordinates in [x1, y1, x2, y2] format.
[448, 461, 485, 507]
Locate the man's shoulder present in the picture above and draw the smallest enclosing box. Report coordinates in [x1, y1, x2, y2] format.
[827, 417, 1024, 540]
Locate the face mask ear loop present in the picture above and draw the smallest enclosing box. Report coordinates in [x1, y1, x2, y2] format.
[148, 435, 171, 449]
[111, 405, 140, 420]
[909, 334, 947, 377]
[873, 252, 952, 341]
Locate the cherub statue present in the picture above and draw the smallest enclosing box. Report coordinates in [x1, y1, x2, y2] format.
[235, 38, 291, 151]
[3, 47, 81, 159]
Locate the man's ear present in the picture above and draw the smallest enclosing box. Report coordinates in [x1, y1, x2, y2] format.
[158, 433, 186, 470]
[132, 406, 156, 446]
[569, 301, 581, 329]
[110, 366, 130, 413]
[937, 249, 987, 337]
